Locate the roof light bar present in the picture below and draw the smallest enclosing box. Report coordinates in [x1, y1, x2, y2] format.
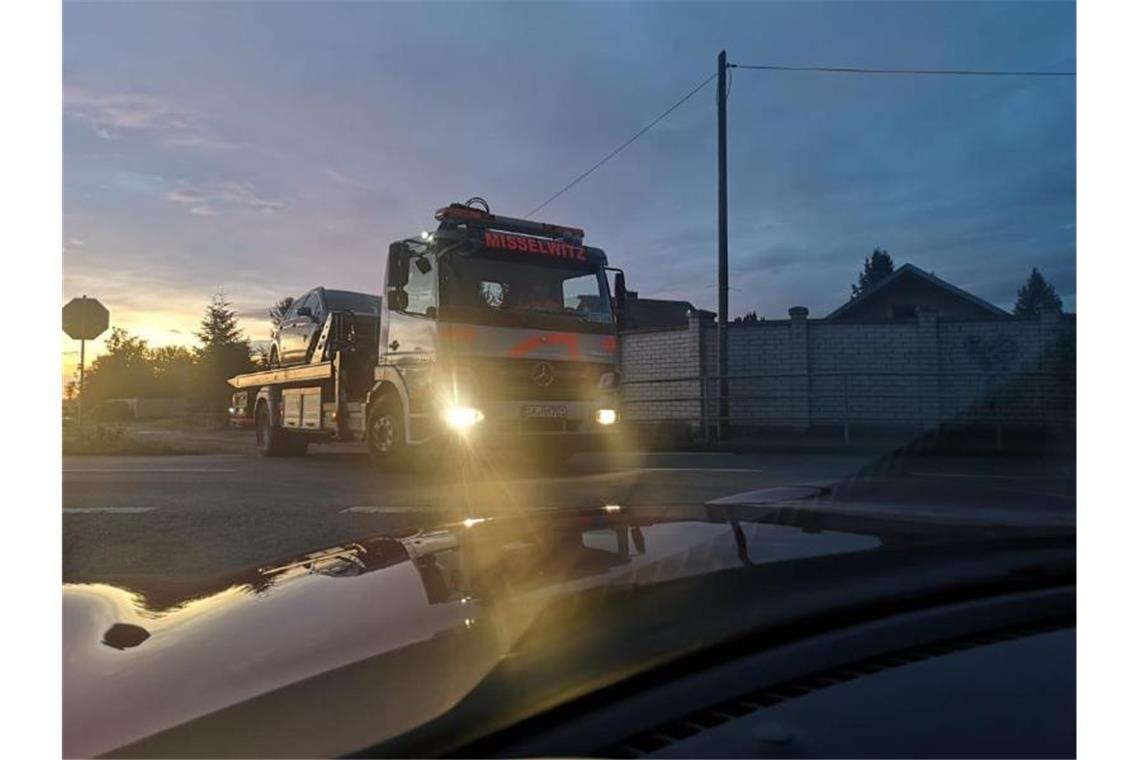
[434, 202, 585, 242]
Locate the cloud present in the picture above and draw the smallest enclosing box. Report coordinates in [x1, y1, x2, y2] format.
[64, 88, 182, 130]
[325, 168, 373, 190]
[63, 237, 87, 255]
[160, 134, 244, 151]
[165, 180, 284, 215]
[64, 86, 246, 153]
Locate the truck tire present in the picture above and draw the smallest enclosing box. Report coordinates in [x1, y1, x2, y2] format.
[255, 400, 307, 457]
[367, 393, 407, 470]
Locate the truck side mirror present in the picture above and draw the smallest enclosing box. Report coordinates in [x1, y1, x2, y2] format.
[296, 306, 314, 319]
[388, 242, 410, 289]
[390, 289, 409, 312]
[613, 270, 627, 325]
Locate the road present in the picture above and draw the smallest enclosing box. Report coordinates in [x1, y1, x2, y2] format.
[63, 434, 1074, 588]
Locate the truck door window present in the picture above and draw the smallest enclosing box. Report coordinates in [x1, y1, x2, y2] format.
[404, 257, 437, 316]
[562, 271, 613, 323]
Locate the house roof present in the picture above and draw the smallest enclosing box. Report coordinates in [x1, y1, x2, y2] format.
[629, 297, 693, 324]
[824, 263, 1009, 321]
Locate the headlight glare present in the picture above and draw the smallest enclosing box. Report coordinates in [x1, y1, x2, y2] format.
[444, 406, 484, 430]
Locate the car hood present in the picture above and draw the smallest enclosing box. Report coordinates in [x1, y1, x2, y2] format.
[63, 480, 1073, 758]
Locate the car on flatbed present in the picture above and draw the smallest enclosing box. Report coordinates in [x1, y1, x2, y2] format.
[269, 287, 381, 368]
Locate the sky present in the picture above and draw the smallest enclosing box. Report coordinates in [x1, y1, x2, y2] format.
[62, 1, 1076, 388]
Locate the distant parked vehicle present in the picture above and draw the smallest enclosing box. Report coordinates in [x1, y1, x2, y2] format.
[269, 287, 381, 368]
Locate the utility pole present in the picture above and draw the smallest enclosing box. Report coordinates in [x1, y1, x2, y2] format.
[717, 50, 729, 439]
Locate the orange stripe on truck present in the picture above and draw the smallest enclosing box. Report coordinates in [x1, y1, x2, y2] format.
[508, 333, 581, 359]
[439, 324, 477, 343]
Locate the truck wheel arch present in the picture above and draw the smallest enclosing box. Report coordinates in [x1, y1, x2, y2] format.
[365, 373, 411, 445]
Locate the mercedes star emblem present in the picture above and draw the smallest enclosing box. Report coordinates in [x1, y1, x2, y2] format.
[532, 361, 555, 388]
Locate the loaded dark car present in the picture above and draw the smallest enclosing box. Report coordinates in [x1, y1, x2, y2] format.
[268, 287, 382, 368]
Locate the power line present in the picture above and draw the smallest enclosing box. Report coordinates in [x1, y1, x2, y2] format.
[525, 72, 717, 219]
[730, 63, 1075, 77]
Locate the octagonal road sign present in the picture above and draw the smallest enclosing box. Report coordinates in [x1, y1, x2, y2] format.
[63, 296, 109, 341]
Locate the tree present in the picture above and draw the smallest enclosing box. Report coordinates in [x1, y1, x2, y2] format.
[733, 310, 760, 323]
[197, 292, 246, 348]
[851, 248, 896, 299]
[150, 345, 196, 398]
[82, 328, 157, 404]
[1013, 268, 1063, 316]
[269, 296, 294, 331]
[193, 293, 254, 412]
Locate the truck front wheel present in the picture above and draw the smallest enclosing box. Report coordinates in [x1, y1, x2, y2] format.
[256, 400, 308, 457]
[367, 394, 407, 470]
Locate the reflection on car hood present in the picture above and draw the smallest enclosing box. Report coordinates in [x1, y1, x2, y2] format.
[63, 480, 1073, 758]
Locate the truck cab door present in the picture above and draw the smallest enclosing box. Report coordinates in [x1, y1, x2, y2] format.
[385, 251, 438, 369]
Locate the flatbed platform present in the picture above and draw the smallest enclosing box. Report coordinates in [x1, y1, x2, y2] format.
[228, 362, 334, 389]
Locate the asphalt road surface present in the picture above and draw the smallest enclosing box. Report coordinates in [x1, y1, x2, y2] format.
[63, 435, 1074, 588]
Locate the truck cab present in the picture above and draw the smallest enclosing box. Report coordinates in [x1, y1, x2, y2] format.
[371, 201, 625, 465]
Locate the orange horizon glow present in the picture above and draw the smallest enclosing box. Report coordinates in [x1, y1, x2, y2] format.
[60, 308, 274, 397]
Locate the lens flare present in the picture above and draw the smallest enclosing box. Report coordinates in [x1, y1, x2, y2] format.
[444, 407, 484, 430]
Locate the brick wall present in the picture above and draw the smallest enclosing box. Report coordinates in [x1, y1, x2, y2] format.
[618, 316, 703, 422]
[619, 308, 1075, 434]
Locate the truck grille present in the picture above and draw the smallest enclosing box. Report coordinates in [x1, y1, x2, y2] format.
[462, 358, 608, 402]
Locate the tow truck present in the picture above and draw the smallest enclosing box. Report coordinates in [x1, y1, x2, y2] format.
[228, 199, 627, 467]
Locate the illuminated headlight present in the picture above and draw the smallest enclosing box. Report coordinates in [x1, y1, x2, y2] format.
[596, 409, 617, 426]
[444, 407, 484, 430]
[228, 407, 237, 415]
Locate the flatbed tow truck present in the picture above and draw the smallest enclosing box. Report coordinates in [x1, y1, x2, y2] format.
[229, 199, 627, 467]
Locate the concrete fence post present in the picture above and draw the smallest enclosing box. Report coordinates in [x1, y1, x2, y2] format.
[788, 307, 810, 430]
[690, 310, 711, 441]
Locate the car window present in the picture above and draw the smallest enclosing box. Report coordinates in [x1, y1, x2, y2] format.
[309, 291, 326, 321]
[298, 291, 318, 317]
[283, 297, 301, 321]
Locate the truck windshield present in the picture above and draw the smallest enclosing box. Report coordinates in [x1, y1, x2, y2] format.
[439, 255, 613, 331]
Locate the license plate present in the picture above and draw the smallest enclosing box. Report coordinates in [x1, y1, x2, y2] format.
[522, 404, 567, 419]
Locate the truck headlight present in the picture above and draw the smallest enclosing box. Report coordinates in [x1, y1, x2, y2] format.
[596, 409, 617, 426]
[444, 407, 485, 431]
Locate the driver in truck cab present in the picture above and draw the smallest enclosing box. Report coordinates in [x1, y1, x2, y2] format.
[517, 280, 562, 312]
